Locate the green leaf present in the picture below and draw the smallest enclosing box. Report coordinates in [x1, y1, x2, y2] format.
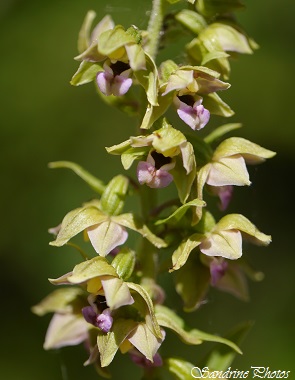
[98, 25, 134, 57]
[67, 256, 118, 284]
[139, 92, 174, 130]
[121, 146, 148, 170]
[203, 23, 253, 54]
[113, 213, 167, 248]
[155, 198, 205, 225]
[201, 321, 254, 371]
[174, 254, 211, 311]
[213, 137, 276, 163]
[70, 61, 103, 86]
[170, 233, 203, 271]
[127, 282, 163, 339]
[128, 322, 163, 362]
[202, 92, 234, 117]
[164, 357, 196, 380]
[216, 214, 272, 246]
[155, 305, 242, 353]
[135, 52, 159, 106]
[100, 175, 129, 216]
[97, 318, 137, 367]
[106, 139, 132, 155]
[48, 161, 105, 194]
[152, 124, 187, 157]
[170, 155, 196, 204]
[204, 123, 242, 144]
[196, 0, 245, 18]
[49, 205, 108, 247]
[111, 248, 136, 281]
[77, 10, 96, 54]
[31, 288, 85, 316]
[175, 9, 207, 34]
[201, 50, 230, 65]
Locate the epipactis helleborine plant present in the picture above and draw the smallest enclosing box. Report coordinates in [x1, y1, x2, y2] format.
[32, 0, 276, 379]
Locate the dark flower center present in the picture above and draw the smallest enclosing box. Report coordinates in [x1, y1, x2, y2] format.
[111, 61, 130, 76]
[178, 94, 195, 107]
[151, 151, 172, 170]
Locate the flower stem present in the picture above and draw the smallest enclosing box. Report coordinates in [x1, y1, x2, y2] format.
[145, 0, 165, 60]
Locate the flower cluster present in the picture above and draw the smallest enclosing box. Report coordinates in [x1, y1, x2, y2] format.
[33, 1, 276, 379]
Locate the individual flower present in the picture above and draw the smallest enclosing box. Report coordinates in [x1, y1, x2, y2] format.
[194, 137, 276, 222]
[137, 151, 175, 188]
[70, 12, 148, 98]
[96, 60, 133, 96]
[170, 213, 272, 271]
[174, 95, 210, 130]
[49, 177, 166, 256]
[49, 257, 135, 310]
[157, 65, 230, 128]
[107, 119, 197, 202]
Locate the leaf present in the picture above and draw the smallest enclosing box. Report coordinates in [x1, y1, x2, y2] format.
[202, 92, 234, 117]
[135, 52, 159, 106]
[49, 205, 108, 247]
[31, 288, 85, 316]
[121, 146, 149, 170]
[70, 61, 103, 86]
[213, 137, 276, 163]
[97, 318, 137, 367]
[201, 50, 230, 65]
[100, 175, 129, 216]
[155, 198, 205, 225]
[127, 282, 162, 339]
[139, 92, 174, 130]
[164, 357, 196, 380]
[174, 254, 211, 311]
[48, 161, 105, 194]
[170, 155, 196, 204]
[67, 256, 118, 284]
[204, 123, 242, 144]
[111, 248, 136, 281]
[43, 314, 88, 350]
[113, 213, 167, 248]
[216, 214, 272, 246]
[128, 323, 164, 362]
[200, 321, 254, 371]
[155, 305, 242, 353]
[170, 233, 203, 271]
[77, 10, 96, 54]
[101, 277, 134, 310]
[175, 9, 207, 34]
[98, 25, 134, 56]
[196, 0, 245, 18]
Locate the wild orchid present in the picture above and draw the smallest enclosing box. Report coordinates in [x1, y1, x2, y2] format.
[33, 1, 276, 379]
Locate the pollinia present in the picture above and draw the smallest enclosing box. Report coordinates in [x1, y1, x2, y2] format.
[32, 0, 276, 378]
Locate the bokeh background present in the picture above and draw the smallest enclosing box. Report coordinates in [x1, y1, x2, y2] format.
[1, 0, 294, 379]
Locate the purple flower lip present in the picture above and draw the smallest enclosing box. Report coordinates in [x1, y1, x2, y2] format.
[96, 60, 133, 96]
[175, 95, 210, 130]
[210, 259, 228, 286]
[82, 306, 113, 333]
[137, 151, 175, 189]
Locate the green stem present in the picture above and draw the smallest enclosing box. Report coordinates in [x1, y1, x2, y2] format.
[145, 0, 166, 60]
[136, 0, 166, 283]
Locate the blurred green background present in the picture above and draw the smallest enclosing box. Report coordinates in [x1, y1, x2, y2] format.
[1, 0, 294, 379]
